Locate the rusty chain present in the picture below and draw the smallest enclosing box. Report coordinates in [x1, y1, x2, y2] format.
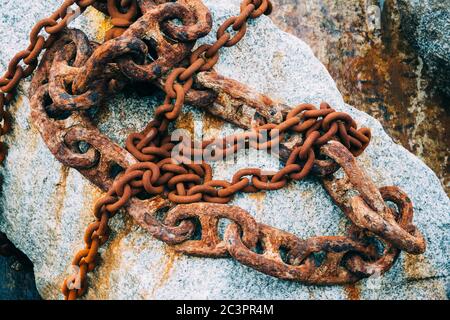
[0, 0, 99, 162]
[0, 0, 426, 300]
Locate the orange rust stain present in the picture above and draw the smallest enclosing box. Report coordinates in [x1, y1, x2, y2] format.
[53, 166, 70, 223]
[77, 179, 135, 299]
[85, 7, 113, 42]
[344, 283, 361, 300]
[176, 111, 195, 136]
[248, 192, 266, 202]
[56, 213, 135, 299]
[403, 253, 431, 280]
[248, 192, 266, 216]
[81, 183, 103, 221]
[161, 247, 181, 284]
[202, 112, 224, 138]
[89, 214, 135, 299]
[151, 246, 181, 296]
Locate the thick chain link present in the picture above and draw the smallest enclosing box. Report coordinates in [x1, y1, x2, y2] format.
[0, 0, 97, 163]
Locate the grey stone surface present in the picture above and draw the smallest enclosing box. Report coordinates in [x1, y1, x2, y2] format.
[398, 0, 450, 97]
[0, 0, 449, 300]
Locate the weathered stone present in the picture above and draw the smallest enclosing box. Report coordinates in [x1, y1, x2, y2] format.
[269, 0, 450, 195]
[397, 0, 450, 98]
[0, 0, 449, 300]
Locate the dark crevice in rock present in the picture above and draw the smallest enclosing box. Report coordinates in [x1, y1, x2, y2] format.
[0, 232, 41, 300]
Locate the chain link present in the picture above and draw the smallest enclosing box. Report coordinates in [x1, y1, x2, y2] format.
[0, 0, 97, 163]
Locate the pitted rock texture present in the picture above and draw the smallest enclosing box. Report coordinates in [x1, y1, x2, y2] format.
[398, 0, 450, 98]
[0, 0, 449, 299]
[269, 0, 450, 195]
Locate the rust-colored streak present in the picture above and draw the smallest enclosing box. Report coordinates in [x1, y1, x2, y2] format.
[176, 112, 195, 136]
[248, 192, 266, 202]
[89, 214, 135, 300]
[85, 7, 113, 42]
[344, 284, 361, 300]
[156, 247, 181, 289]
[403, 253, 431, 280]
[248, 192, 266, 216]
[12, 0, 425, 300]
[53, 166, 70, 224]
[202, 112, 224, 139]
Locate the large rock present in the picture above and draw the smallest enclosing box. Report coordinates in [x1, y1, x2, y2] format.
[269, 0, 450, 192]
[0, 0, 449, 300]
[398, 0, 450, 98]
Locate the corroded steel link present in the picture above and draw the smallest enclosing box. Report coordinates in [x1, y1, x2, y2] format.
[62, 174, 195, 299]
[160, 101, 370, 203]
[193, 71, 287, 126]
[127, 197, 195, 245]
[344, 186, 418, 276]
[29, 32, 135, 190]
[0, 0, 97, 164]
[165, 202, 376, 286]
[225, 222, 372, 284]
[164, 203, 259, 256]
[155, 0, 272, 122]
[139, 0, 371, 205]
[104, 0, 139, 41]
[63, 1, 272, 298]
[157, 0, 213, 42]
[47, 30, 110, 111]
[77, 1, 212, 91]
[125, 126, 175, 162]
[108, 0, 138, 27]
[71, 34, 148, 95]
[63, 182, 130, 299]
[0, 0, 96, 90]
[321, 141, 426, 255]
[115, 1, 212, 82]
[29, 32, 193, 286]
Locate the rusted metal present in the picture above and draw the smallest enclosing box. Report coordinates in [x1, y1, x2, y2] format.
[225, 223, 372, 284]
[321, 141, 426, 255]
[0, 0, 98, 164]
[0, 0, 424, 300]
[194, 71, 288, 127]
[110, 0, 211, 82]
[165, 203, 259, 256]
